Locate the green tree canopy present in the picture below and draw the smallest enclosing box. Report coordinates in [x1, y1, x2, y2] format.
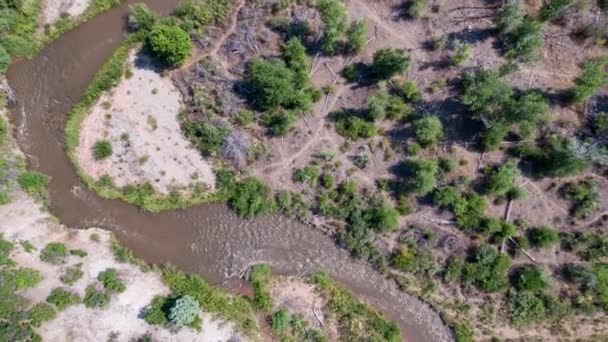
[147, 24, 192, 67]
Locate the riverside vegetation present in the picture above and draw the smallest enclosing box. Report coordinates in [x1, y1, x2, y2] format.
[14, 0, 608, 340]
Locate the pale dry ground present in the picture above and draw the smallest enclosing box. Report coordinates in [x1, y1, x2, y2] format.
[0, 191, 238, 341]
[76, 49, 215, 194]
[42, 0, 90, 25]
[269, 276, 338, 341]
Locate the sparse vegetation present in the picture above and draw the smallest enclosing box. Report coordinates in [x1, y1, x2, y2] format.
[40, 242, 68, 265]
[46, 287, 81, 311]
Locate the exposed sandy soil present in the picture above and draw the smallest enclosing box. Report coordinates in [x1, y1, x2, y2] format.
[76, 49, 215, 194]
[0, 187, 239, 341]
[42, 0, 90, 25]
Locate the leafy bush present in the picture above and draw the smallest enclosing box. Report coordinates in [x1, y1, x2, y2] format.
[346, 20, 366, 53]
[282, 37, 311, 88]
[183, 121, 229, 156]
[333, 111, 377, 139]
[316, 0, 348, 54]
[250, 264, 272, 311]
[504, 19, 544, 62]
[562, 232, 608, 261]
[372, 48, 410, 79]
[309, 272, 400, 341]
[0, 44, 9, 74]
[407, 0, 428, 18]
[270, 309, 290, 330]
[175, 0, 231, 34]
[571, 57, 608, 105]
[462, 69, 512, 121]
[391, 244, 435, 277]
[292, 165, 319, 187]
[451, 40, 471, 66]
[40, 242, 68, 265]
[46, 288, 81, 311]
[128, 3, 158, 31]
[147, 24, 192, 67]
[484, 162, 518, 198]
[462, 245, 511, 293]
[18, 171, 49, 199]
[507, 290, 546, 326]
[13, 268, 42, 290]
[84, 285, 110, 308]
[161, 266, 257, 334]
[145, 296, 170, 325]
[364, 200, 400, 232]
[28, 303, 56, 327]
[560, 179, 599, 219]
[92, 139, 113, 160]
[98, 268, 126, 293]
[515, 136, 589, 178]
[527, 227, 559, 249]
[511, 265, 550, 291]
[70, 249, 88, 257]
[414, 115, 443, 147]
[497, 1, 525, 36]
[169, 295, 200, 327]
[434, 187, 488, 231]
[60, 265, 83, 285]
[399, 80, 422, 103]
[539, 0, 573, 22]
[366, 86, 389, 122]
[229, 177, 275, 218]
[405, 158, 439, 195]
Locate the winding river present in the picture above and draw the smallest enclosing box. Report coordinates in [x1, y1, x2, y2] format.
[6, 1, 452, 341]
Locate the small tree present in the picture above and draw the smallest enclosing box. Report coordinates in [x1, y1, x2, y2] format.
[406, 158, 439, 195]
[511, 265, 550, 291]
[414, 115, 443, 147]
[248, 58, 296, 110]
[147, 24, 192, 67]
[462, 69, 512, 121]
[372, 48, 410, 79]
[229, 177, 275, 218]
[485, 162, 518, 197]
[346, 20, 367, 54]
[497, 1, 525, 36]
[571, 57, 608, 105]
[169, 295, 200, 327]
[316, 0, 348, 54]
[527, 227, 559, 249]
[282, 37, 311, 87]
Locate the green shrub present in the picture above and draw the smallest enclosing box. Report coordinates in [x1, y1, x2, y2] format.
[282, 37, 311, 88]
[364, 200, 400, 232]
[391, 244, 435, 276]
[60, 265, 83, 285]
[316, 0, 348, 54]
[462, 245, 511, 293]
[560, 179, 599, 219]
[229, 177, 275, 218]
[366, 86, 389, 122]
[372, 48, 410, 79]
[346, 20, 366, 53]
[405, 158, 439, 195]
[46, 288, 81, 311]
[497, 1, 525, 36]
[128, 3, 158, 31]
[527, 227, 559, 249]
[292, 165, 319, 187]
[451, 40, 471, 66]
[28, 303, 56, 327]
[539, 0, 573, 21]
[160, 266, 257, 334]
[480, 122, 508, 151]
[484, 162, 518, 198]
[506, 290, 546, 326]
[434, 187, 487, 231]
[17, 171, 49, 199]
[169, 295, 200, 327]
[504, 19, 544, 62]
[414, 115, 443, 147]
[70, 249, 88, 257]
[98, 268, 126, 293]
[0, 44, 9, 74]
[234, 110, 255, 126]
[400, 80, 422, 102]
[175, 0, 231, 34]
[147, 24, 192, 67]
[250, 264, 272, 311]
[183, 121, 229, 156]
[407, 0, 428, 18]
[334, 111, 377, 139]
[515, 136, 589, 178]
[13, 268, 42, 290]
[145, 296, 170, 325]
[84, 285, 110, 308]
[270, 309, 291, 330]
[309, 272, 400, 341]
[462, 69, 512, 121]
[451, 321, 474, 342]
[92, 139, 113, 160]
[511, 265, 550, 291]
[40, 242, 68, 265]
[571, 57, 608, 105]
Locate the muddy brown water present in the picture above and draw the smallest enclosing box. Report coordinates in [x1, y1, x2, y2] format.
[6, 2, 452, 341]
